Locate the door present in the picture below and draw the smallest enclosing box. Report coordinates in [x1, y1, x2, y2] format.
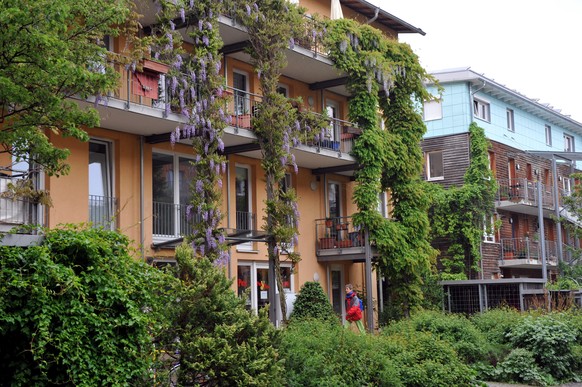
[325, 100, 340, 148]
[330, 267, 344, 317]
[235, 165, 253, 250]
[508, 158, 517, 198]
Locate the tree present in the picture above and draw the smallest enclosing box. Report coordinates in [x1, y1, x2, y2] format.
[0, 0, 146, 177]
[155, 244, 284, 386]
[0, 226, 173, 385]
[290, 281, 338, 323]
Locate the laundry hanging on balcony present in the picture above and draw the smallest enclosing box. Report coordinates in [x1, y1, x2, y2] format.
[330, 0, 343, 19]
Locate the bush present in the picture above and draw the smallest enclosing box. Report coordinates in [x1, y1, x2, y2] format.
[493, 348, 554, 386]
[383, 310, 490, 364]
[0, 227, 173, 386]
[507, 315, 580, 381]
[156, 244, 284, 386]
[279, 319, 401, 386]
[381, 330, 477, 386]
[289, 281, 338, 323]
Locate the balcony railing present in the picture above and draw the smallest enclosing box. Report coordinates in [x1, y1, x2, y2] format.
[497, 178, 554, 208]
[89, 195, 118, 230]
[315, 216, 364, 250]
[153, 201, 198, 238]
[500, 237, 558, 265]
[235, 211, 256, 231]
[0, 176, 44, 232]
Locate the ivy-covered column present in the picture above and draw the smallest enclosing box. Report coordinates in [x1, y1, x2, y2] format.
[325, 19, 437, 318]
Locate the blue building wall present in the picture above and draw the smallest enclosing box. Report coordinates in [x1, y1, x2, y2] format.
[424, 81, 582, 154]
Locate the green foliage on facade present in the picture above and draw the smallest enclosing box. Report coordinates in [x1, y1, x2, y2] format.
[428, 123, 497, 279]
[153, 0, 230, 265]
[290, 281, 338, 323]
[323, 18, 437, 316]
[0, 0, 147, 177]
[0, 227, 172, 386]
[155, 244, 284, 385]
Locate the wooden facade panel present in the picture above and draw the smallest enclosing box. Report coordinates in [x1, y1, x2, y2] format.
[421, 133, 471, 188]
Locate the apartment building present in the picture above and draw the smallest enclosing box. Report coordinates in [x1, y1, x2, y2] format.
[0, 0, 425, 328]
[422, 68, 582, 312]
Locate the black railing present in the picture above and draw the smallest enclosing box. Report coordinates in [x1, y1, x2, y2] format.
[315, 216, 364, 250]
[235, 211, 255, 231]
[89, 195, 118, 230]
[153, 201, 195, 238]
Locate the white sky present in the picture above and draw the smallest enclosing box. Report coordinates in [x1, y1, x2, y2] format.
[373, 0, 582, 122]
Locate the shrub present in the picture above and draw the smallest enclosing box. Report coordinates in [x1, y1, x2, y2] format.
[279, 319, 401, 386]
[289, 281, 338, 323]
[493, 348, 554, 386]
[381, 330, 477, 386]
[0, 227, 173, 386]
[470, 307, 524, 346]
[383, 309, 490, 364]
[507, 315, 579, 381]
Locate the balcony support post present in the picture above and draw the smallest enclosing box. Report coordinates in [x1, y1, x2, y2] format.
[551, 156, 564, 263]
[537, 181, 548, 283]
[364, 227, 374, 332]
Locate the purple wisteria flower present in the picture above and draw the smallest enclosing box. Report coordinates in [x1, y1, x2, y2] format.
[289, 38, 295, 49]
[169, 20, 175, 30]
[180, 8, 185, 22]
[196, 179, 204, 193]
[245, 4, 251, 16]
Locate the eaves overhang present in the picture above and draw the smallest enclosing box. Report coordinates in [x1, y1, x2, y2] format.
[339, 0, 425, 35]
[428, 67, 582, 136]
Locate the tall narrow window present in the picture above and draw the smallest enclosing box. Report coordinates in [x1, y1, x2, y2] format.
[564, 134, 575, 152]
[506, 108, 515, 131]
[427, 151, 444, 180]
[235, 165, 253, 251]
[328, 181, 341, 219]
[325, 100, 340, 145]
[233, 71, 249, 115]
[152, 152, 194, 238]
[545, 125, 552, 146]
[89, 140, 115, 229]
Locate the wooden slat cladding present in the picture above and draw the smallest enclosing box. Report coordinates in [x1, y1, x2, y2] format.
[421, 133, 471, 188]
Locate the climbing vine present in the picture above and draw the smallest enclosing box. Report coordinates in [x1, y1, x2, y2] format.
[429, 123, 498, 279]
[235, 0, 326, 322]
[152, 0, 229, 265]
[324, 19, 437, 316]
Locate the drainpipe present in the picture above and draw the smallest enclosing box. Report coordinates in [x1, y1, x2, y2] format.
[140, 136, 145, 260]
[366, 8, 379, 24]
[537, 181, 548, 283]
[226, 155, 232, 279]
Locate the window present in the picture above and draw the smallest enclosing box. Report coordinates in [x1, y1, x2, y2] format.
[563, 177, 572, 196]
[327, 181, 341, 219]
[233, 71, 249, 114]
[236, 165, 253, 250]
[564, 134, 575, 152]
[426, 151, 444, 180]
[89, 140, 115, 229]
[483, 215, 496, 243]
[473, 98, 490, 122]
[545, 125, 552, 146]
[377, 192, 387, 217]
[325, 100, 340, 143]
[506, 108, 515, 131]
[152, 152, 195, 238]
[237, 263, 294, 316]
[423, 100, 442, 121]
[276, 84, 289, 97]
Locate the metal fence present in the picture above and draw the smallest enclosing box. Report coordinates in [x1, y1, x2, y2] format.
[89, 195, 118, 230]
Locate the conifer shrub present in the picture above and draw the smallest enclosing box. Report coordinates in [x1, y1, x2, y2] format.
[289, 281, 338, 323]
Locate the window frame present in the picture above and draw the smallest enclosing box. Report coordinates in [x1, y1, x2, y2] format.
[564, 133, 575, 152]
[506, 108, 515, 132]
[545, 125, 552, 146]
[426, 151, 444, 181]
[473, 98, 490, 122]
[423, 100, 443, 121]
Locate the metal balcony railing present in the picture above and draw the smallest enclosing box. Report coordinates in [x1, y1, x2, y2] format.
[0, 176, 44, 231]
[500, 237, 558, 265]
[497, 178, 554, 209]
[89, 195, 118, 230]
[153, 201, 197, 238]
[235, 211, 256, 231]
[315, 216, 364, 250]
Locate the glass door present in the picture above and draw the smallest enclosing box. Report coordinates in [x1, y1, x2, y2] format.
[89, 140, 114, 229]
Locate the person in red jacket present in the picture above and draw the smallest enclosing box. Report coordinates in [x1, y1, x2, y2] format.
[344, 283, 365, 333]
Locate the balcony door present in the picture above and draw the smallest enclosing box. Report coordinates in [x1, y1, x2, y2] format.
[325, 100, 340, 143]
[327, 181, 342, 220]
[235, 165, 253, 250]
[152, 152, 194, 239]
[89, 140, 115, 229]
[233, 71, 249, 115]
[330, 266, 345, 317]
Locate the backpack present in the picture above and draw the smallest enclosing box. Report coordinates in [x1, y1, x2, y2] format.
[359, 298, 364, 311]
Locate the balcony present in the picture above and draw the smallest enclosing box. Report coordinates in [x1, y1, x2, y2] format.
[499, 237, 558, 269]
[0, 176, 45, 233]
[153, 202, 195, 240]
[89, 195, 118, 230]
[496, 178, 555, 216]
[315, 216, 373, 262]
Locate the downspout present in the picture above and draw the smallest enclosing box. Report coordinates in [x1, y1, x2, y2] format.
[366, 8, 379, 24]
[140, 136, 145, 260]
[226, 155, 232, 279]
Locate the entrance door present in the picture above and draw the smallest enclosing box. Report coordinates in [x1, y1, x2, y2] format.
[235, 165, 252, 250]
[330, 267, 344, 317]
